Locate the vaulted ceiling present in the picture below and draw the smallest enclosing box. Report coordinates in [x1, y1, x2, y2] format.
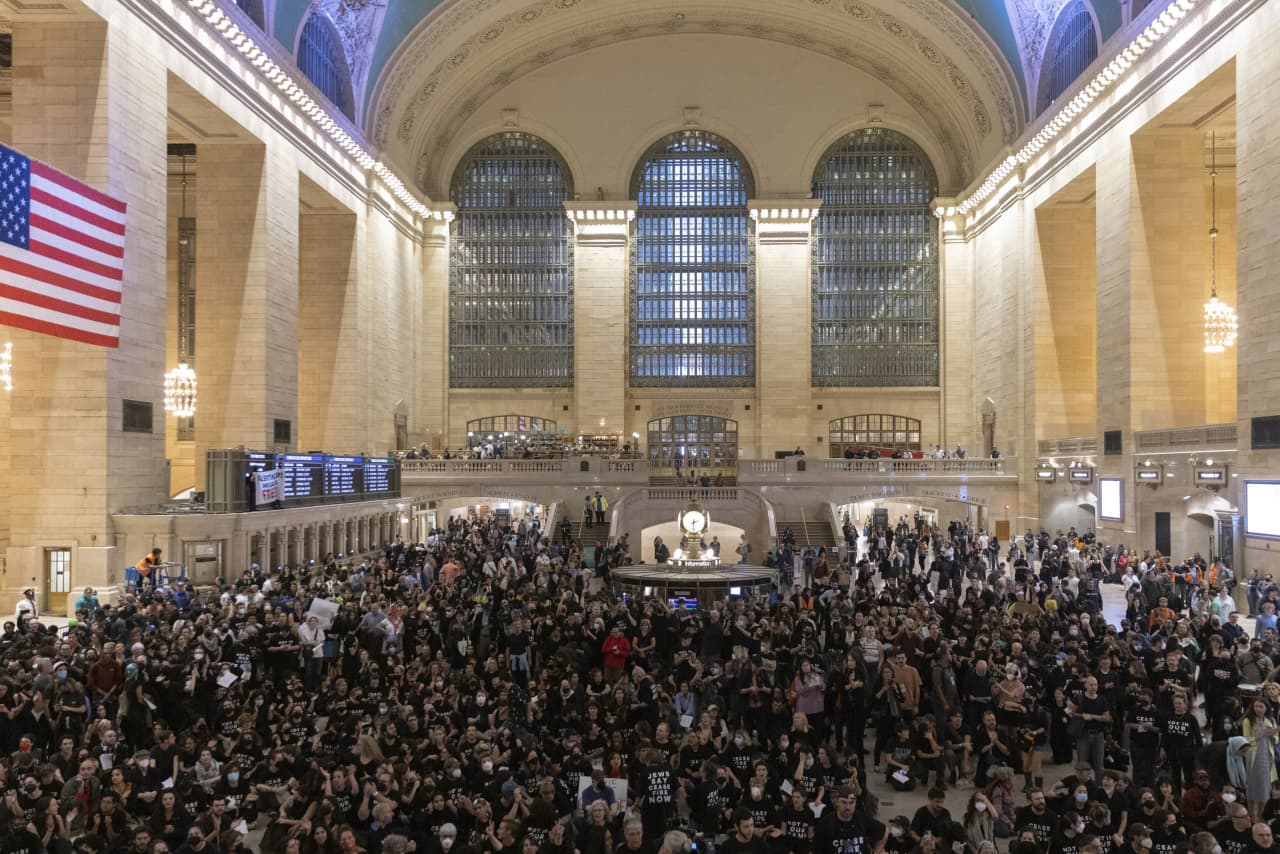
[266, 0, 1130, 193]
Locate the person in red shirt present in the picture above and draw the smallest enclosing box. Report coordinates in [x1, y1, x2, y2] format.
[602, 625, 631, 682]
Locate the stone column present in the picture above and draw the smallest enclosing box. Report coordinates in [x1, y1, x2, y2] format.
[193, 142, 299, 486]
[749, 202, 819, 456]
[935, 201, 978, 450]
[565, 203, 636, 437]
[1236, 3, 1280, 574]
[1093, 131, 1139, 543]
[416, 210, 453, 446]
[298, 209, 360, 452]
[3, 20, 168, 610]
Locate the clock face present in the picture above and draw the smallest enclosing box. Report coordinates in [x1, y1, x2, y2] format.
[682, 511, 707, 534]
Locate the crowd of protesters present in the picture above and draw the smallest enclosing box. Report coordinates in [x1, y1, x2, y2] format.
[1, 505, 1279, 854]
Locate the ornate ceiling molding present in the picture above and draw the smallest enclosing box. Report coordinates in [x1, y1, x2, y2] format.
[365, 0, 1027, 189]
[405, 12, 981, 196]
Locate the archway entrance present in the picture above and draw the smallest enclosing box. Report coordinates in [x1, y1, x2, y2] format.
[647, 415, 738, 482]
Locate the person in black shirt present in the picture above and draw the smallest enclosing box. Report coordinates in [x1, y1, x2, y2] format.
[1016, 790, 1060, 849]
[639, 747, 677, 840]
[813, 785, 886, 854]
[720, 808, 779, 854]
[910, 789, 953, 842]
[1219, 805, 1256, 854]
[779, 788, 816, 854]
[1071, 677, 1111, 775]
[1251, 821, 1280, 854]
[1158, 695, 1202, 795]
[1127, 693, 1161, 790]
[1050, 813, 1087, 854]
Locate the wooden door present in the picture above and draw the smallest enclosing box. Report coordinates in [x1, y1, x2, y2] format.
[44, 548, 71, 614]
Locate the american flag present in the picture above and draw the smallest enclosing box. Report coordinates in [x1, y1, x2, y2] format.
[0, 143, 127, 348]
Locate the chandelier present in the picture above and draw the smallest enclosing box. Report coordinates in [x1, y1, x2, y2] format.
[163, 363, 198, 418]
[1203, 131, 1238, 353]
[0, 341, 11, 392]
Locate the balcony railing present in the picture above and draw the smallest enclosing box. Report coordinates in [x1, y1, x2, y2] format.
[1135, 423, 1238, 452]
[645, 487, 739, 502]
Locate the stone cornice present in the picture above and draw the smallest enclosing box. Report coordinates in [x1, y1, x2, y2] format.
[565, 202, 636, 246]
[749, 199, 820, 244]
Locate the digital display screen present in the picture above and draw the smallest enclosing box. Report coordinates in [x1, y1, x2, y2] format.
[1036, 470, 1055, 479]
[1100, 478, 1123, 521]
[1196, 470, 1224, 481]
[1137, 470, 1161, 480]
[280, 454, 326, 502]
[364, 458, 395, 494]
[1071, 470, 1092, 481]
[236, 452, 401, 510]
[1246, 482, 1280, 539]
[325, 456, 363, 497]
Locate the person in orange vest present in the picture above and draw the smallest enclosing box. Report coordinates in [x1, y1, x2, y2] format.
[134, 548, 163, 580]
[1149, 595, 1175, 631]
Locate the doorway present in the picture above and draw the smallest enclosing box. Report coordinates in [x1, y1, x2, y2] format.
[44, 548, 71, 613]
[647, 415, 738, 481]
[1155, 512, 1172, 557]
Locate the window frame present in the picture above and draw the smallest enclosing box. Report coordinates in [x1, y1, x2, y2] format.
[448, 132, 576, 389]
[629, 130, 757, 388]
[1036, 0, 1100, 115]
[810, 127, 940, 387]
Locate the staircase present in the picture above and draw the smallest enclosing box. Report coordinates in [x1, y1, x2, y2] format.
[574, 515, 612, 567]
[775, 505, 841, 550]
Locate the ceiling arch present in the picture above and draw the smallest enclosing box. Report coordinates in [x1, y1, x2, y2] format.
[356, 0, 1030, 194]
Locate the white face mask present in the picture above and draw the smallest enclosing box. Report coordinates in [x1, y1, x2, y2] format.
[975, 802, 987, 812]
[751, 787, 763, 798]
[441, 839, 455, 851]
[1222, 793, 1237, 804]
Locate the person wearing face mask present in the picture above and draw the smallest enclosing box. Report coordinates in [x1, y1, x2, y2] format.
[965, 791, 997, 851]
[1050, 812, 1088, 854]
[1149, 809, 1187, 854]
[1120, 824, 1154, 854]
[738, 774, 777, 834]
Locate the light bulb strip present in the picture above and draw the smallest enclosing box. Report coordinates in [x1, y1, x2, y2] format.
[183, 0, 452, 224]
[956, 0, 1200, 217]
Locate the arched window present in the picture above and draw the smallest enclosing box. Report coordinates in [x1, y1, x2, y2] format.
[298, 11, 355, 120]
[449, 132, 574, 388]
[828, 414, 922, 457]
[233, 0, 265, 29]
[811, 128, 939, 387]
[630, 130, 755, 387]
[1037, 1, 1099, 114]
[647, 415, 739, 478]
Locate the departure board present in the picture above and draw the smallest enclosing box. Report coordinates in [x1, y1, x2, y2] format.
[325, 456, 364, 497]
[279, 454, 326, 502]
[363, 458, 396, 495]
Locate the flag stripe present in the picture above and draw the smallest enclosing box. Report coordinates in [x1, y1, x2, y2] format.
[30, 161, 127, 216]
[0, 310, 118, 348]
[0, 282, 119, 325]
[0, 297, 120, 340]
[32, 196, 126, 247]
[0, 243, 122, 297]
[31, 187, 127, 237]
[29, 236, 125, 281]
[31, 213, 125, 260]
[0, 263, 122, 312]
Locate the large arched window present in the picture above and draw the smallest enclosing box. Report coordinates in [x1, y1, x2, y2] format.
[1037, 1, 1099, 114]
[449, 132, 574, 388]
[811, 128, 939, 387]
[630, 130, 755, 387]
[298, 11, 355, 120]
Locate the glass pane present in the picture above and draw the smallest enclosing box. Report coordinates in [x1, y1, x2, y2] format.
[630, 131, 755, 387]
[811, 128, 939, 386]
[449, 133, 575, 388]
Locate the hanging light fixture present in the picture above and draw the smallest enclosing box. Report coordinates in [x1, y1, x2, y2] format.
[1203, 130, 1238, 353]
[163, 363, 197, 418]
[0, 341, 11, 392]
